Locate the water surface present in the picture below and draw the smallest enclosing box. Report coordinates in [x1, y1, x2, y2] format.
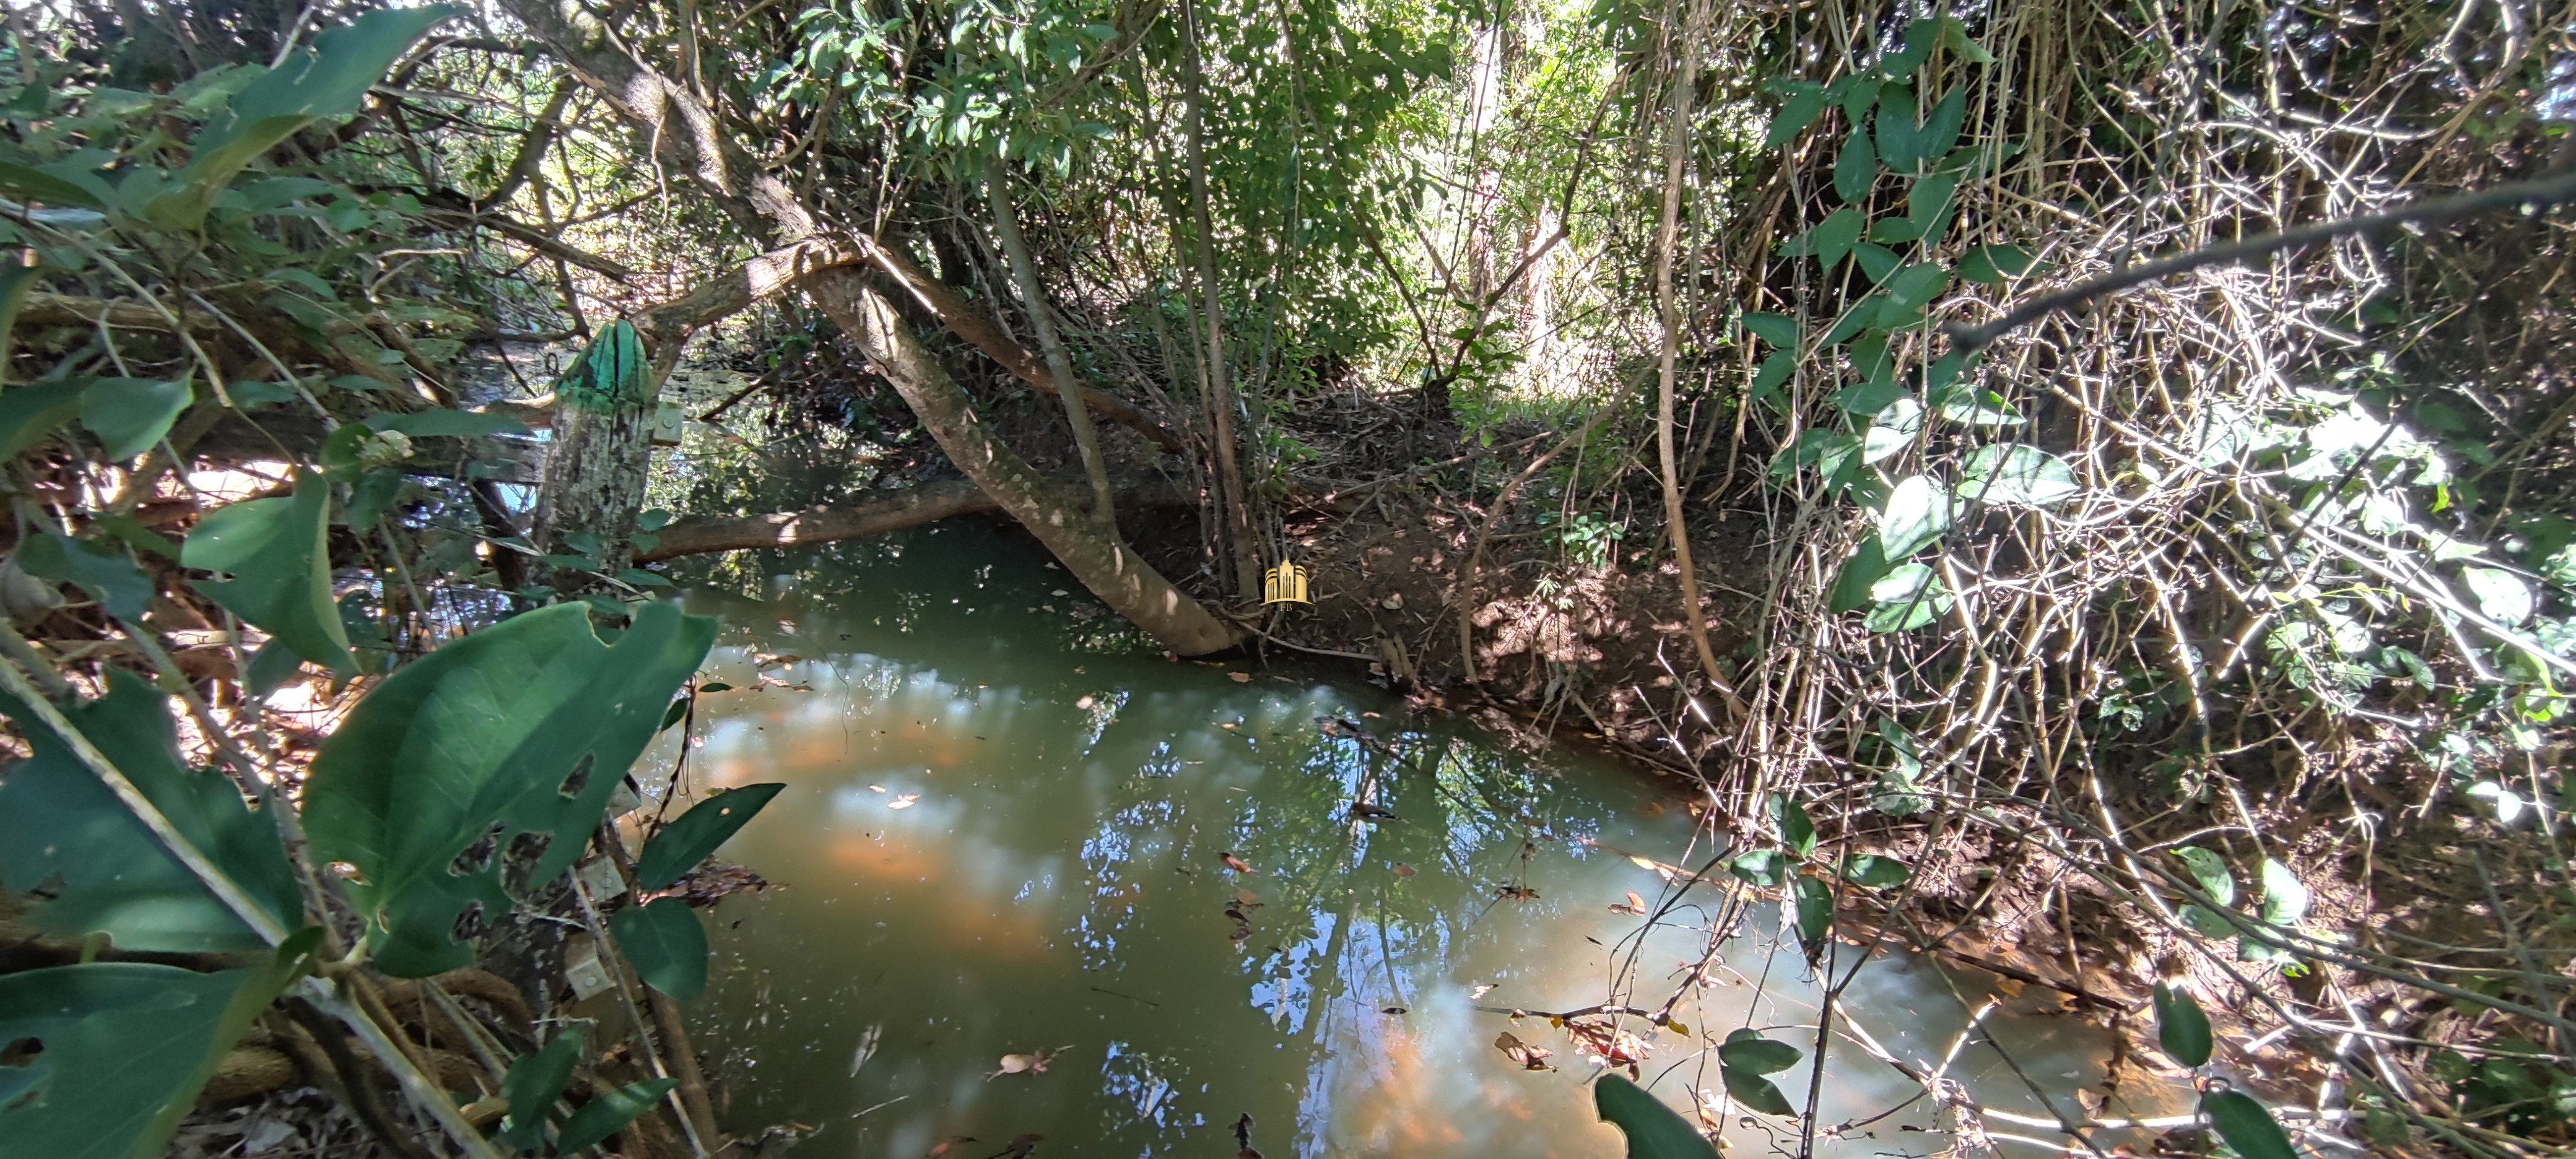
[648, 524, 2171, 1157]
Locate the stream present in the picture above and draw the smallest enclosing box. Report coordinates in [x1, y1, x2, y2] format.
[642, 523, 2184, 1157]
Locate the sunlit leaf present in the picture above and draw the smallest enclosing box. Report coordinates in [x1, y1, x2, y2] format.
[2460, 566, 2534, 627]
[635, 783, 786, 892]
[1595, 1074, 1721, 1157]
[1960, 444, 2080, 506]
[1875, 475, 1952, 558]
[1865, 564, 1951, 633]
[302, 602, 716, 976]
[1772, 792, 1817, 857]
[2171, 846, 2237, 906]
[2259, 857, 2310, 926]
[1829, 536, 1892, 614]
[80, 378, 193, 461]
[2203, 1090, 2299, 1159]
[1727, 849, 1790, 888]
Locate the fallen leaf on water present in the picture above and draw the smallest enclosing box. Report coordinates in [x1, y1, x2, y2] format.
[1233, 887, 1263, 908]
[1361, 711, 1380, 718]
[926, 1137, 979, 1158]
[869, 785, 886, 792]
[1393, 863, 1416, 879]
[1229, 672, 1251, 682]
[888, 794, 920, 809]
[1495, 1031, 1555, 1070]
[1217, 721, 1238, 730]
[1497, 885, 1539, 901]
[1610, 890, 1649, 915]
[1469, 983, 1497, 1000]
[1221, 853, 1256, 874]
[1346, 801, 1398, 822]
[1051, 589, 1070, 596]
[1075, 695, 1094, 709]
[987, 1046, 1066, 1080]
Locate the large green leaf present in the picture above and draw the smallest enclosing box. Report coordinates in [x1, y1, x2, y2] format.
[1728, 849, 1790, 888]
[611, 897, 709, 1003]
[1593, 1074, 1721, 1158]
[302, 602, 716, 976]
[1721, 1064, 1798, 1116]
[1960, 444, 2081, 507]
[2202, 1091, 2299, 1159]
[0, 670, 302, 953]
[634, 783, 785, 892]
[1771, 792, 1817, 857]
[1875, 475, 1952, 558]
[2260, 857, 2311, 926]
[1865, 563, 1951, 633]
[182, 471, 353, 676]
[15, 532, 154, 620]
[1801, 207, 1864, 271]
[500, 1031, 583, 1150]
[1841, 854, 1912, 889]
[0, 940, 308, 1159]
[0, 380, 89, 461]
[1792, 875, 1834, 952]
[2154, 983, 2213, 1067]
[1829, 536, 1892, 614]
[555, 1078, 677, 1155]
[1833, 130, 1876, 204]
[150, 7, 460, 230]
[79, 378, 193, 461]
[1762, 83, 1827, 149]
[1739, 313, 1798, 349]
[1718, 1028, 1803, 1075]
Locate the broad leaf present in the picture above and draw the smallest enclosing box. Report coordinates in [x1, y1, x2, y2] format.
[2181, 904, 2237, 937]
[15, 532, 154, 620]
[1865, 564, 1951, 633]
[1960, 444, 2080, 506]
[1772, 792, 1817, 857]
[0, 380, 89, 461]
[1882, 263, 1951, 308]
[79, 378, 192, 460]
[1749, 351, 1795, 405]
[183, 472, 353, 676]
[1739, 313, 1798, 348]
[635, 783, 786, 891]
[1875, 475, 1952, 558]
[0, 165, 103, 208]
[1851, 243, 1901, 283]
[0, 939, 308, 1159]
[302, 602, 716, 976]
[1728, 849, 1790, 888]
[2171, 846, 2237, 906]
[612, 898, 710, 1002]
[1718, 1028, 1803, 1075]
[2259, 857, 2310, 926]
[0, 671, 302, 953]
[1875, 97, 1923, 171]
[1721, 1065, 1798, 1116]
[2202, 1091, 2299, 1159]
[1842, 854, 1911, 888]
[1917, 89, 1967, 163]
[2154, 983, 2213, 1067]
[152, 8, 460, 231]
[1958, 244, 2040, 285]
[1833, 131, 1876, 204]
[1829, 536, 1892, 614]
[559, 321, 651, 412]
[500, 1031, 583, 1150]
[1762, 84, 1827, 149]
[2460, 566, 2534, 626]
[1793, 876, 1834, 950]
[555, 1078, 677, 1155]
[1863, 397, 1923, 464]
[1801, 207, 1864, 271]
[1594, 1074, 1721, 1158]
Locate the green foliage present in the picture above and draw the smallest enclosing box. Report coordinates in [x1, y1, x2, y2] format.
[2153, 983, 2213, 1067]
[302, 602, 716, 976]
[611, 898, 711, 1002]
[1715, 1028, 1803, 1119]
[500, 1031, 585, 1150]
[555, 1078, 679, 1155]
[181, 472, 354, 677]
[15, 532, 154, 620]
[2202, 1090, 2300, 1159]
[0, 671, 302, 953]
[78, 378, 192, 461]
[635, 783, 786, 891]
[1592, 1074, 1721, 1157]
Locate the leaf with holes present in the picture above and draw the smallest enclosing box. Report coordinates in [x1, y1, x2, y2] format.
[0, 671, 302, 953]
[183, 472, 352, 676]
[1595, 1074, 1721, 1158]
[2170, 846, 2237, 907]
[611, 897, 709, 1002]
[302, 602, 716, 976]
[635, 783, 786, 892]
[2154, 983, 2213, 1067]
[1719, 1028, 1803, 1075]
[1960, 444, 2080, 507]
[2202, 1091, 2299, 1159]
[555, 1078, 678, 1155]
[0, 936, 311, 1159]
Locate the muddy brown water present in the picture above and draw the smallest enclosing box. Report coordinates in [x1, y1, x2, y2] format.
[641, 523, 2184, 1157]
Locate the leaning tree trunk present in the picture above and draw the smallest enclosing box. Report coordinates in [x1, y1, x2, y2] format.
[531, 320, 658, 591]
[806, 269, 1240, 656]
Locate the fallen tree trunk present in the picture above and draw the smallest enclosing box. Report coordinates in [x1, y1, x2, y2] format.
[635, 477, 1193, 562]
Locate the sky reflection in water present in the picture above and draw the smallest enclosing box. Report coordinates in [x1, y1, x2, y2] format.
[646, 525, 2165, 1158]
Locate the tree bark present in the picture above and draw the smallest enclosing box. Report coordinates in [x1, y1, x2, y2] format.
[985, 165, 1118, 531]
[1179, 0, 1262, 601]
[1652, 0, 1734, 712]
[531, 323, 657, 588]
[499, 0, 1237, 654]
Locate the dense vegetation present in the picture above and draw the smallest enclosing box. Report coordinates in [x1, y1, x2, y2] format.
[0, 0, 2570, 1155]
